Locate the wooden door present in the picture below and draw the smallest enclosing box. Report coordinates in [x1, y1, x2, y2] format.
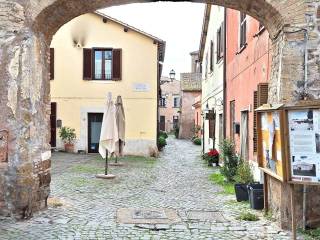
[50, 102, 57, 147]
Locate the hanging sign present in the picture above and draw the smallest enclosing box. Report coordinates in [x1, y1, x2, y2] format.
[287, 108, 320, 183]
[205, 110, 215, 120]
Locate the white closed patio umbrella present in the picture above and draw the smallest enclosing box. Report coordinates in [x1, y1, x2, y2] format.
[111, 96, 126, 166]
[96, 92, 118, 179]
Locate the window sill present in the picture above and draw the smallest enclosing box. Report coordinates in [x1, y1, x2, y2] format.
[253, 26, 266, 38]
[236, 44, 247, 55]
[85, 80, 115, 84]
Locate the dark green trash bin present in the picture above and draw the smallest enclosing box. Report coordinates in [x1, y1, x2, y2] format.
[247, 184, 264, 210]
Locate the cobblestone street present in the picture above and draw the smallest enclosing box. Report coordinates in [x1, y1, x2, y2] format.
[0, 137, 297, 239]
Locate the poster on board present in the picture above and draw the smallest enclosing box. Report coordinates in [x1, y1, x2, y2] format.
[288, 109, 320, 183]
[259, 111, 284, 179]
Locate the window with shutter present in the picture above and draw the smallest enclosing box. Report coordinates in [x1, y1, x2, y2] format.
[240, 13, 247, 49]
[92, 49, 112, 80]
[210, 40, 214, 72]
[50, 48, 54, 80]
[216, 22, 224, 62]
[253, 83, 269, 153]
[112, 49, 122, 80]
[83, 48, 93, 80]
[257, 83, 269, 106]
[253, 91, 258, 153]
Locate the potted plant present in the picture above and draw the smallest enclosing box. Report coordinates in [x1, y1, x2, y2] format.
[203, 149, 219, 166]
[158, 136, 167, 151]
[59, 127, 76, 153]
[193, 138, 202, 145]
[234, 158, 254, 202]
[219, 139, 238, 182]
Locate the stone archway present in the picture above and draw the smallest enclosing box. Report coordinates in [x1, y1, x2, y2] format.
[0, 0, 319, 228]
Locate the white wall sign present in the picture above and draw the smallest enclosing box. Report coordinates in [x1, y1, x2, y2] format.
[132, 83, 150, 92]
[288, 109, 320, 183]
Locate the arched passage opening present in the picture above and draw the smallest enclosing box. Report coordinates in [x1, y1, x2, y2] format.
[1, 0, 320, 231]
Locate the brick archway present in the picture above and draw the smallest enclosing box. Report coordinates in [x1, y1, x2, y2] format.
[0, 0, 319, 228]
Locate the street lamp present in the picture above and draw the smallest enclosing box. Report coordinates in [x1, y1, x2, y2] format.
[169, 69, 176, 81]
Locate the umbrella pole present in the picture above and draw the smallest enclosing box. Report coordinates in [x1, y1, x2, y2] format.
[116, 140, 121, 163]
[105, 149, 108, 175]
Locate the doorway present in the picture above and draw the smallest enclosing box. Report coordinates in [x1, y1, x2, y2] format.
[88, 113, 103, 153]
[160, 116, 166, 131]
[50, 102, 57, 148]
[240, 111, 249, 160]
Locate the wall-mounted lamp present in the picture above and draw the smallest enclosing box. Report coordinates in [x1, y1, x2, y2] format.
[216, 98, 224, 107]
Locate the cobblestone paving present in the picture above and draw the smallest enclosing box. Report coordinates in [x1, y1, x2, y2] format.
[0, 137, 301, 239]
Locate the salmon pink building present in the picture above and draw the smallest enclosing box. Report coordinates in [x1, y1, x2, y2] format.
[225, 9, 271, 179]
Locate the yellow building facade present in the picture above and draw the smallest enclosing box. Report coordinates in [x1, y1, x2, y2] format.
[50, 12, 165, 156]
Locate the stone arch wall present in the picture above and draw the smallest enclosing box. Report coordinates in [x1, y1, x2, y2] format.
[1, 0, 320, 229]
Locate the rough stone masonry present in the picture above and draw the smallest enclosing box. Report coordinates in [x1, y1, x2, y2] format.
[0, 0, 320, 230]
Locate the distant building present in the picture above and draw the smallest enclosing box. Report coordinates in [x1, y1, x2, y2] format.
[159, 77, 181, 133]
[179, 52, 202, 139]
[226, 8, 271, 179]
[199, 4, 225, 152]
[50, 12, 165, 156]
[192, 95, 202, 138]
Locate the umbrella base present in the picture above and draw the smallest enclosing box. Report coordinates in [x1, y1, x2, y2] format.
[95, 174, 116, 179]
[109, 162, 125, 167]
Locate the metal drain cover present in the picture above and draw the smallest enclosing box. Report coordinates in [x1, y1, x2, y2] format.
[117, 208, 181, 224]
[132, 209, 167, 219]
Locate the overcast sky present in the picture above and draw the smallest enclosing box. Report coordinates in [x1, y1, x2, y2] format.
[101, 2, 205, 80]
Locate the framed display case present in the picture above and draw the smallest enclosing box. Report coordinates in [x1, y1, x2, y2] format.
[256, 104, 287, 182]
[284, 102, 320, 185]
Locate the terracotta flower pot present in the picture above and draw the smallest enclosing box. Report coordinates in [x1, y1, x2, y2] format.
[64, 143, 74, 153]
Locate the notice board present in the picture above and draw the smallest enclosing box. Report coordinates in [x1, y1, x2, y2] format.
[286, 107, 320, 184]
[257, 106, 287, 182]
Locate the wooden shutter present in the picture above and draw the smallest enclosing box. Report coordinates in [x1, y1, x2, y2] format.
[83, 48, 92, 80]
[253, 91, 258, 153]
[221, 22, 225, 57]
[50, 48, 54, 80]
[112, 49, 122, 80]
[254, 83, 268, 153]
[257, 83, 269, 106]
[210, 40, 214, 72]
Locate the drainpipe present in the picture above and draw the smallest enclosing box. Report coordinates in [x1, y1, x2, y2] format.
[222, 8, 227, 139]
[157, 45, 160, 147]
[302, 31, 308, 230]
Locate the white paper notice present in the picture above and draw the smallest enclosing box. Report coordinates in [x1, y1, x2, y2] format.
[288, 109, 320, 183]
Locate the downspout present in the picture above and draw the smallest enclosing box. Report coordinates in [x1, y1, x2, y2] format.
[302, 30, 308, 231]
[156, 45, 160, 148]
[223, 8, 227, 139]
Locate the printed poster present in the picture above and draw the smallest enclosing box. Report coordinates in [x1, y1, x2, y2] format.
[260, 112, 283, 178]
[288, 109, 320, 183]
